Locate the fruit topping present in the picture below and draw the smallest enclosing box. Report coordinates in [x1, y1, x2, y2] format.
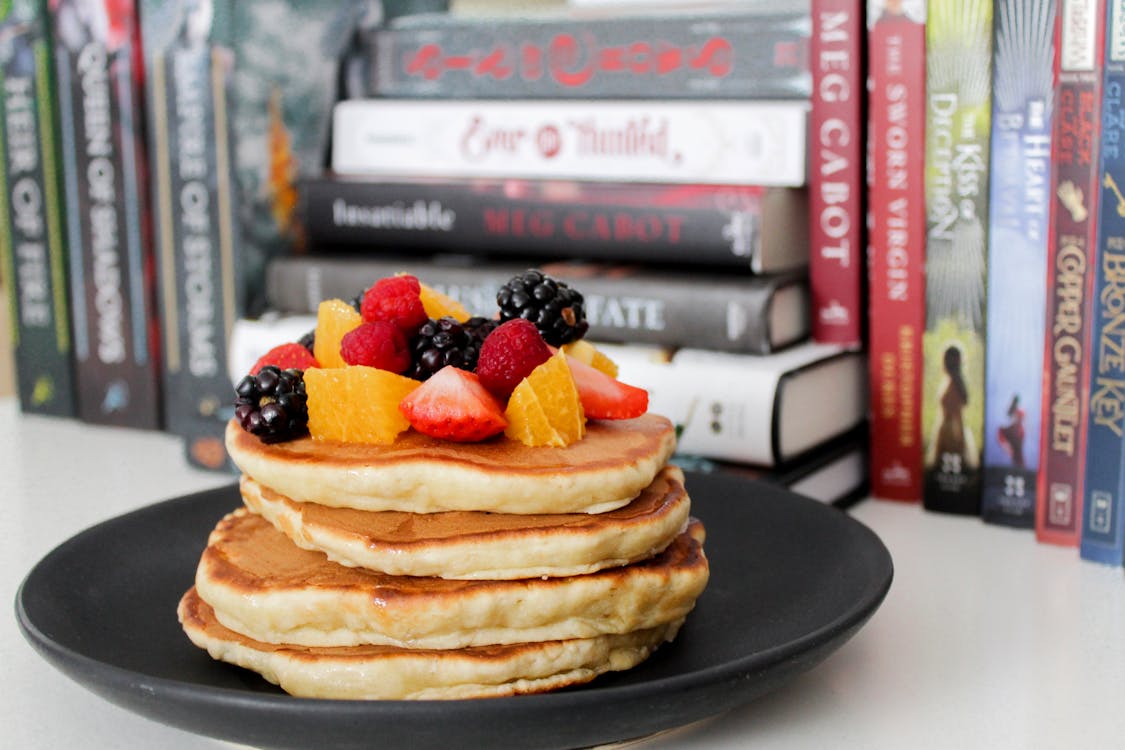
[296, 329, 316, 354]
[250, 342, 319, 375]
[496, 269, 589, 346]
[305, 366, 420, 444]
[476, 318, 552, 397]
[340, 321, 411, 373]
[360, 274, 428, 334]
[234, 366, 309, 443]
[504, 350, 585, 447]
[419, 282, 471, 322]
[407, 316, 498, 381]
[399, 366, 508, 442]
[313, 299, 363, 369]
[566, 354, 648, 420]
[561, 339, 619, 377]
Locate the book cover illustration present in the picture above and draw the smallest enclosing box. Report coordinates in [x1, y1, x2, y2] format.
[353, 5, 811, 100]
[1036, 0, 1105, 544]
[866, 0, 927, 501]
[981, 0, 1056, 527]
[921, 0, 992, 514]
[0, 0, 76, 416]
[51, 0, 161, 428]
[1079, 0, 1125, 564]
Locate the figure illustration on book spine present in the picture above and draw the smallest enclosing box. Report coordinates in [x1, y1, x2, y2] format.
[926, 343, 979, 479]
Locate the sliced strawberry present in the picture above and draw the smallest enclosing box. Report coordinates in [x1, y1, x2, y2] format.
[565, 355, 648, 420]
[250, 342, 319, 375]
[399, 366, 507, 442]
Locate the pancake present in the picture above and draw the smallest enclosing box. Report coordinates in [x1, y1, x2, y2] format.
[224, 413, 676, 515]
[179, 588, 681, 700]
[239, 465, 691, 580]
[194, 509, 708, 650]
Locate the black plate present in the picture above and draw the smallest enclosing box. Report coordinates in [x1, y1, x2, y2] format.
[16, 472, 892, 750]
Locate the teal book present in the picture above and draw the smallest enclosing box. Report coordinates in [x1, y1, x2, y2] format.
[0, 0, 76, 416]
[981, 0, 1056, 527]
[922, 0, 993, 514]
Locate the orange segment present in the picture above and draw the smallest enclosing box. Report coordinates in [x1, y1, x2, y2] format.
[419, 282, 471, 322]
[313, 299, 363, 369]
[504, 350, 585, 447]
[305, 366, 420, 444]
[562, 340, 619, 377]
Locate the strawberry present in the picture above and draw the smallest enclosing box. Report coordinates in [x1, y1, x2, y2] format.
[250, 342, 319, 375]
[475, 318, 552, 397]
[565, 355, 648, 420]
[340, 321, 411, 373]
[360, 275, 428, 334]
[399, 366, 508, 442]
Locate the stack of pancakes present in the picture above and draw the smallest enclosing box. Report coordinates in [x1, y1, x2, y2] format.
[178, 413, 709, 700]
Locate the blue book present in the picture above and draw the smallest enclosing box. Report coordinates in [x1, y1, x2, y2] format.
[1080, 0, 1125, 564]
[981, 0, 1056, 527]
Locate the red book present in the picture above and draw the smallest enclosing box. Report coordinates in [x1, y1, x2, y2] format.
[810, 0, 864, 345]
[865, 1, 926, 501]
[1036, 0, 1106, 546]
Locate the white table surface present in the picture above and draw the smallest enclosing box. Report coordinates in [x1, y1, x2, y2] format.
[4, 397, 1124, 749]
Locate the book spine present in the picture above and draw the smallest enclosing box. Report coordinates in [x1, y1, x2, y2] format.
[981, 0, 1057, 527]
[921, 0, 992, 514]
[303, 178, 808, 272]
[865, 1, 926, 501]
[330, 99, 809, 187]
[265, 256, 807, 355]
[1079, 0, 1125, 563]
[0, 0, 76, 417]
[140, 1, 240, 469]
[364, 11, 811, 100]
[50, 0, 161, 429]
[1037, 0, 1106, 544]
[809, 0, 863, 345]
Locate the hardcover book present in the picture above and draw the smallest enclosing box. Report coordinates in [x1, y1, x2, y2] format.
[1079, 0, 1125, 564]
[349, 4, 811, 100]
[330, 99, 809, 187]
[264, 254, 811, 355]
[50, 0, 161, 428]
[1036, 0, 1106, 545]
[980, 0, 1056, 527]
[866, 0, 927, 502]
[0, 0, 76, 417]
[810, 0, 864, 345]
[921, 0, 992, 514]
[302, 176, 809, 273]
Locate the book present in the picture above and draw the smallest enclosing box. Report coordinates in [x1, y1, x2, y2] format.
[865, 0, 926, 502]
[330, 98, 809, 187]
[265, 254, 811, 355]
[138, 0, 240, 467]
[0, 0, 77, 417]
[679, 425, 870, 508]
[600, 340, 867, 465]
[809, 0, 864, 346]
[349, 4, 811, 100]
[49, 0, 161, 429]
[980, 0, 1056, 527]
[1079, 0, 1125, 565]
[301, 176, 809, 273]
[920, 0, 992, 515]
[1036, 0, 1106, 545]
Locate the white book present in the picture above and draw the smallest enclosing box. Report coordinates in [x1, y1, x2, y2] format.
[331, 99, 809, 187]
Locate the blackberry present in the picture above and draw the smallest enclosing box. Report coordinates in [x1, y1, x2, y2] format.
[233, 365, 309, 443]
[407, 316, 498, 380]
[496, 270, 589, 346]
[297, 329, 315, 354]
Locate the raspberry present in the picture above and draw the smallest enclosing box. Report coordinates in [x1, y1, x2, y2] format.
[234, 366, 309, 443]
[360, 275, 428, 334]
[250, 342, 319, 375]
[475, 318, 553, 397]
[340, 321, 411, 373]
[496, 269, 589, 346]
